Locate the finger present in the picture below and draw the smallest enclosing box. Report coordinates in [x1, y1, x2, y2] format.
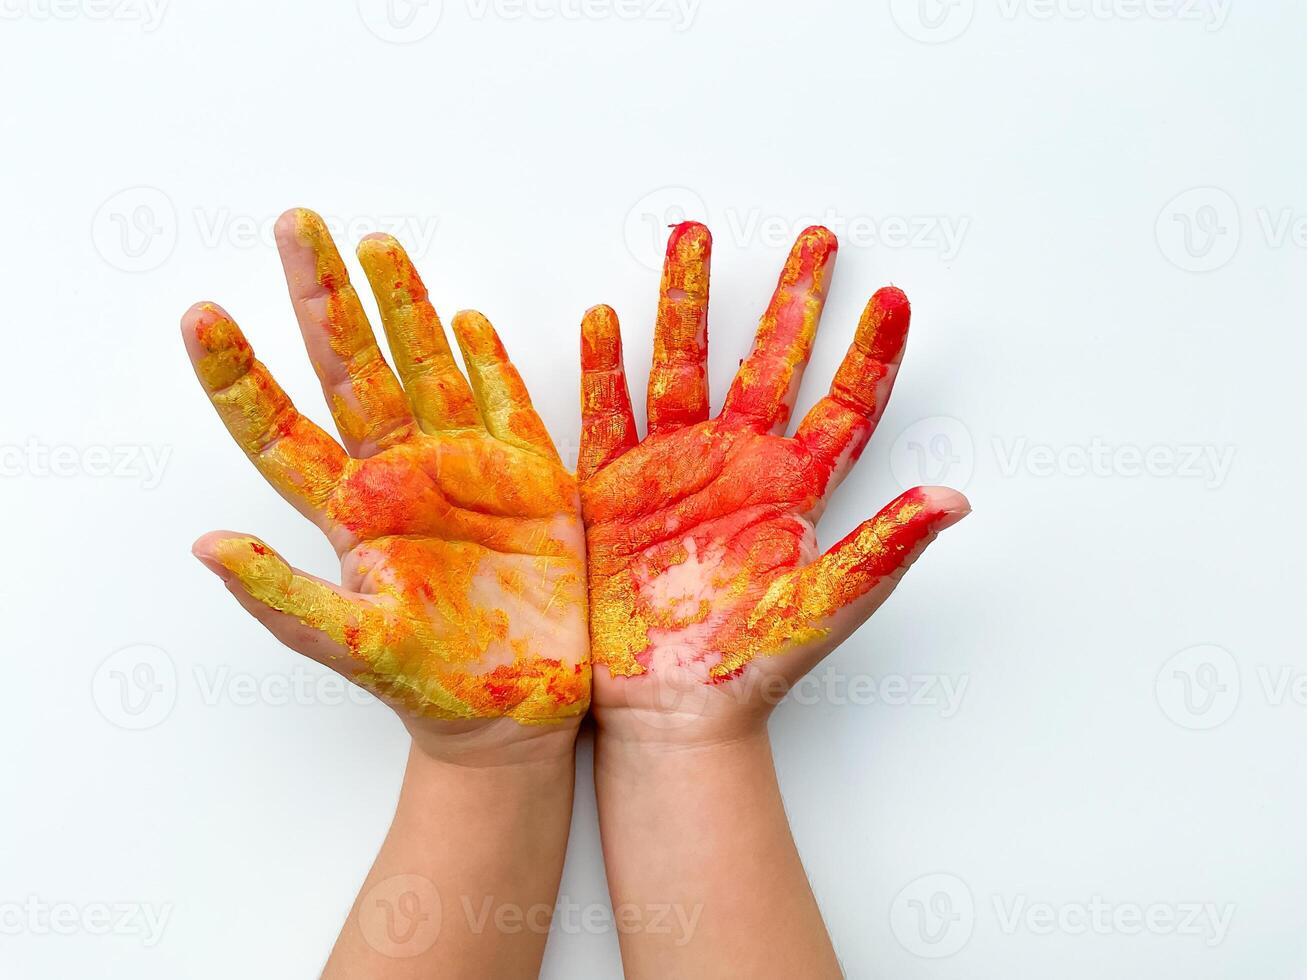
[275, 208, 417, 456]
[181, 302, 347, 524]
[579, 305, 638, 481]
[647, 221, 712, 435]
[451, 310, 561, 462]
[720, 226, 838, 434]
[355, 234, 483, 434]
[794, 287, 911, 498]
[715, 486, 969, 678]
[192, 531, 393, 671]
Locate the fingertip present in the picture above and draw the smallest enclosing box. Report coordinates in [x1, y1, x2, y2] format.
[181, 300, 227, 330]
[452, 308, 490, 331]
[191, 538, 228, 580]
[191, 530, 245, 578]
[181, 304, 251, 386]
[667, 221, 712, 258]
[582, 304, 619, 334]
[778, 225, 838, 290]
[275, 203, 321, 245]
[913, 486, 972, 528]
[797, 224, 839, 259]
[581, 305, 622, 369]
[451, 309, 503, 359]
[356, 232, 400, 263]
[860, 287, 912, 361]
[872, 285, 910, 312]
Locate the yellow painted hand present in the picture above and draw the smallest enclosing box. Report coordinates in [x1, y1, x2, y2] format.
[182, 209, 588, 732]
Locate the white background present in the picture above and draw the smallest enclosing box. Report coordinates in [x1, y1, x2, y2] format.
[1, 0, 1301, 976]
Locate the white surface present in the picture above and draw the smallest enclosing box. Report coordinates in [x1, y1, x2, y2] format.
[1, 1, 1301, 977]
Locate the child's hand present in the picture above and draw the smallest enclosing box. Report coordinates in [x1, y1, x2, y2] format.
[183, 209, 588, 757]
[579, 222, 968, 743]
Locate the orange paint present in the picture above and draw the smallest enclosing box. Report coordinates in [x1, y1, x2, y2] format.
[187, 210, 589, 725]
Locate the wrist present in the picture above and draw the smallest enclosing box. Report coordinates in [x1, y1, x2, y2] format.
[405, 715, 581, 770]
[591, 701, 770, 756]
[594, 724, 774, 788]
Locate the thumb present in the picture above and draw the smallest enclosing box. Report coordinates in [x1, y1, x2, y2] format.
[715, 486, 969, 678]
[192, 530, 390, 672]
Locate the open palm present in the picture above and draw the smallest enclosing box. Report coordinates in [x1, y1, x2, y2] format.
[183, 210, 588, 737]
[578, 223, 968, 735]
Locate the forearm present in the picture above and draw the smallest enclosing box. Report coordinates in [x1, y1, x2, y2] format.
[594, 728, 841, 979]
[324, 729, 578, 979]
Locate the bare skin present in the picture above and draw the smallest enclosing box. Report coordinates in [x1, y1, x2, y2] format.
[579, 222, 969, 978]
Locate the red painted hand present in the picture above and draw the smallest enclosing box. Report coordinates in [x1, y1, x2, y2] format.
[578, 222, 968, 738]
